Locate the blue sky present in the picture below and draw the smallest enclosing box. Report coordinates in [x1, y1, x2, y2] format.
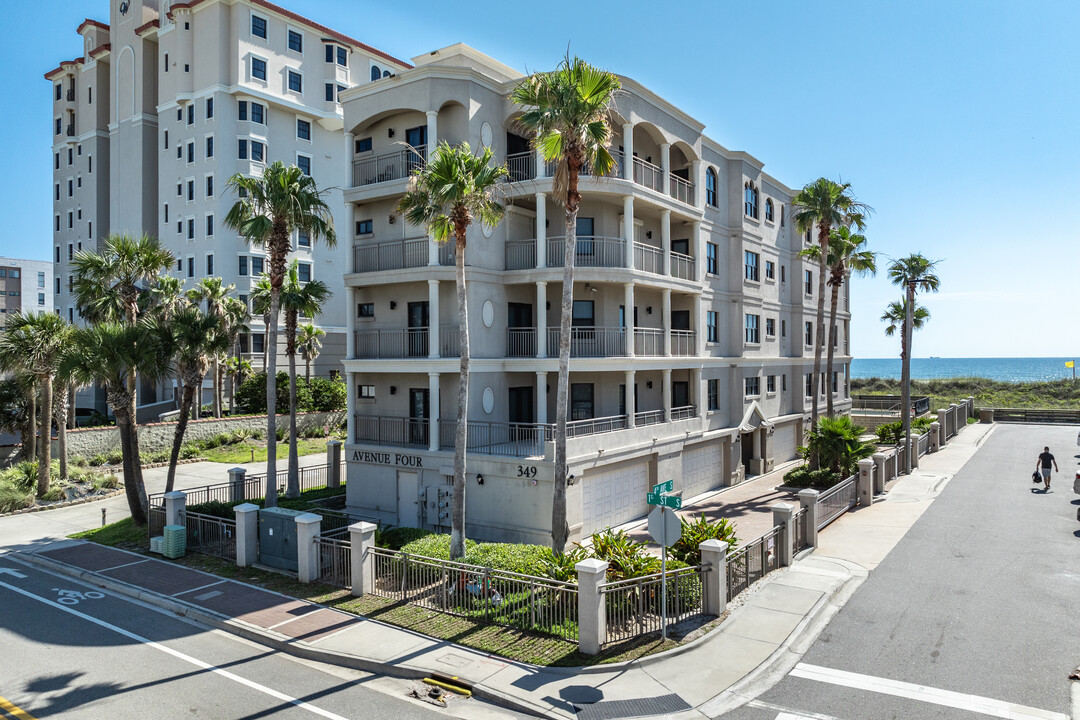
[3, 1, 1077, 358]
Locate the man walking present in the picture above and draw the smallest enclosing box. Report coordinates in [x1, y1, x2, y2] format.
[1036, 446, 1058, 491]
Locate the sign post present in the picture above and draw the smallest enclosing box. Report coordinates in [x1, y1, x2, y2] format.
[646, 481, 682, 640]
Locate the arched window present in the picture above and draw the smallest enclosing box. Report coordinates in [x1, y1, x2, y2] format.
[744, 182, 758, 218]
[370, 65, 381, 81]
[383, 70, 391, 78]
[765, 198, 774, 222]
[705, 168, 717, 207]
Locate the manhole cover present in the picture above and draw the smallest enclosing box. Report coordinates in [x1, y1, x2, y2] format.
[575, 694, 690, 720]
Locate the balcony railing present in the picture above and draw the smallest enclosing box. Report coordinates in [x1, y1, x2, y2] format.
[567, 414, 627, 437]
[671, 330, 696, 356]
[65, 89, 75, 102]
[544, 149, 624, 179]
[546, 236, 625, 268]
[352, 145, 426, 187]
[547, 326, 626, 357]
[633, 242, 662, 274]
[354, 327, 459, 359]
[438, 420, 551, 458]
[633, 328, 663, 356]
[438, 327, 460, 357]
[353, 236, 427, 273]
[669, 174, 695, 205]
[439, 241, 455, 266]
[354, 415, 429, 448]
[506, 152, 536, 182]
[65, 124, 75, 137]
[671, 405, 697, 421]
[505, 239, 536, 270]
[669, 251, 695, 280]
[633, 156, 664, 192]
[635, 409, 664, 426]
[506, 328, 537, 357]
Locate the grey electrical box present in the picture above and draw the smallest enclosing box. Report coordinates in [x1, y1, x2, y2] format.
[258, 507, 305, 572]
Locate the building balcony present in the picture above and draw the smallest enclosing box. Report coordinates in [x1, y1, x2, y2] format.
[353, 327, 459, 359]
[506, 236, 697, 283]
[352, 236, 453, 273]
[529, 327, 696, 358]
[352, 145, 425, 187]
[65, 89, 75, 102]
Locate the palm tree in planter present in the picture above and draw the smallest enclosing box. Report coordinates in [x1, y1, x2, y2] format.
[887, 253, 941, 473]
[800, 224, 876, 417]
[792, 180, 870, 463]
[278, 260, 331, 498]
[63, 320, 173, 524]
[397, 141, 507, 559]
[513, 57, 621, 554]
[0, 312, 73, 497]
[164, 307, 230, 492]
[298, 324, 325, 382]
[187, 277, 235, 418]
[224, 162, 336, 508]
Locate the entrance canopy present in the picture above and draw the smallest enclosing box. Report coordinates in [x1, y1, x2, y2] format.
[738, 400, 773, 434]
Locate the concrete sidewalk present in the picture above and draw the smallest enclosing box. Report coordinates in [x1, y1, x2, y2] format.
[5, 422, 994, 719]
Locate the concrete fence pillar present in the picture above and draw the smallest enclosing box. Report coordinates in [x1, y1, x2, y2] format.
[295, 513, 322, 584]
[967, 396, 975, 420]
[857, 458, 874, 506]
[872, 453, 887, 494]
[229, 466, 246, 503]
[234, 503, 259, 567]
[936, 409, 948, 445]
[349, 521, 377, 596]
[327, 441, 342, 488]
[908, 437, 919, 470]
[798, 489, 820, 548]
[980, 408, 994, 424]
[929, 422, 941, 452]
[576, 558, 609, 656]
[772, 503, 794, 566]
[164, 491, 186, 527]
[699, 539, 728, 617]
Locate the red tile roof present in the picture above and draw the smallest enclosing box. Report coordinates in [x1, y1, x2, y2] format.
[77, 19, 109, 34]
[44, 58, 84, 81]
[135, 19, 160, 36]
[89, 44, 112, 58]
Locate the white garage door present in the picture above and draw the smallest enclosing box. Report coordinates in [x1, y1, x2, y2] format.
[681, 442, 724, 500]
[581, 461, 649, 535]
[772, 423, 799, 463]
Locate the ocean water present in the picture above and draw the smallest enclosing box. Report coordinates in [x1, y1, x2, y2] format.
[851, 358, 1080, 383]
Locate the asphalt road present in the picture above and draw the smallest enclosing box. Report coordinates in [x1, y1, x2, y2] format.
[0, 558, 525, 720]
[714, 423, 1079, 720]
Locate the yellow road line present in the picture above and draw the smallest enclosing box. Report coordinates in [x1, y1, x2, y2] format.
[0, 695, 38, 720]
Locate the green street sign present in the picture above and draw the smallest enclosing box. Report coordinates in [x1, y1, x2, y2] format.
[652, 480, 673, 494]
[647, 491, 682, 510]
[646, 491, 662, 506]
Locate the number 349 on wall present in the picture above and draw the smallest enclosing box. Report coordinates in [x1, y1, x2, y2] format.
[517, 465, 537, 479]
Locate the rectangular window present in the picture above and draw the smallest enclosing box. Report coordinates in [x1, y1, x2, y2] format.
[251, 103, 264, 124]
[206, 97, 214, 119]
[37, 272, 45, 288]
[745, 376, 760, 398]
[55, 83, 62, 100]
[238, 100, 247, 121]
[250, 141, 264, 163]
[805, 373, 813, 398]
[164, 130, 169, 150]
[360, 385, 375, 399]
[187, 219, 195, 240]
[765, 318, 775, 337]
[805, 270, 813, 295]
[765, 260, 775, 280]
[324, 83, 335, 102]
[252, 57, 267, 81]
[187, 104, 194, 126]
[68, 148, 73, 165]
[297, 231, 310, 248]
[206, 215, 214, 237]
[55, 246, 60, 262]
[296, 155, 310, 175]
[251, 14, 267, 39]
[205, 175, 213, 197]
[238, 294, 248, 310]
[251, 257, 264, 275]
[54, 184, 59, 201]
[68, 212, 73, 229]
[238, 256, 248, 275]
[767, 375, 776, 393]
[164, 203, 169, 222]
[297, 119, 311, 140]
[358, 302, 375, 318]
[707, 311, 719, 343]
[744, 314, 759, 344]
[55, 117, 61, 135]
[206, 254, 214, 275]
[297, 263, 311, 282]
[186, 141, 194, 164]
[288, 29, 303, 53]
[707, 379, 719, 411]
[177, 144, 183, 159]
[781, 265, 786, 283]
[744, 251, 759, 281]
[55, 277, 61, 294]
[238, 139, 248, 160]
[805, 321, 813, 346]
[251, 333, 265, 354]
[164, 52, 169, 71]
[38, 293, 45, 306]
[571, 300, 594, 327]
[187, 180, 194, 201]
[67, 244, 73, 260]
[355, 137, 372, 153]
[325, 44, 334, 63]
[832, 372, 839, 394]
[55, 153, 59, 170]
[287, 70, 302, 93]
[337, 47, 347, 66]
[706, 242, 718, 275]
[68, 179, 73, 197]
[206, 135, 214, 158]
[187, 256, 194, 277]
[783, 374, 787, 392]
[355, 219, 373, 236]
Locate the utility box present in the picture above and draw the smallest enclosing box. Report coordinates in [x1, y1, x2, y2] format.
[258, 507, 305, 572]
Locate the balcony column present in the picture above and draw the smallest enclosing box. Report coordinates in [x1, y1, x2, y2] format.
[660, 143, 670, 196]
[344, 131, 354, 183]
[693, 294, 704, 356]
[625, 370, 636, 428]
[536, 281, 548, 358]
[536, 148, 547, 179]
[692, 221, 703, 283]
[425, 110, 438, 151]
[623, 195, 634, 269]
[344, 201, 355, 271]
[428, 280, 440, 359]
[346, 287, 356, 359]
[428, 372, 440, 452]
[662, 289, 672, 357]
[663, 369, 672, 422]
[536, 371, 548, 424]
[624, 283, 635, 358]
[692, 367, 705, 419]
[428, 234, 439, 265]
[660, 209, 671, 276]
[622, 123, 634, 181]
[535, 193, 547, 268]
[346, 372, 355, 443]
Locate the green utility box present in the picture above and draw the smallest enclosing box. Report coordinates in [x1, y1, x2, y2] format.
[258, 507, 305, 572]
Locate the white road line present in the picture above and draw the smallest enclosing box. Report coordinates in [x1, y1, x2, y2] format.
[98, 559, 150, 572]
[746, 699, 842, 720]
[0, 579, 352, 720]
[171, 579, 226, 597]
[791, 663, 1067, 720]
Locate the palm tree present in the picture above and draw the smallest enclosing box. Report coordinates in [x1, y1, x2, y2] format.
[278, 261, 332, 498]
[222, 297, 251, 414]
[513, 57, 621, 554]
[224, 162, 336, 507]
[165, 307, 229, 492]
[792, 180, 871, 460]
[887, 254, 941, 472]
[250, 275, 273, 371]
[63, 321, 172, 524]
[298, 324, 326, 382]
[226, 356, 254, 413]
[881, 299, 931, 338]
[398, 142, 507, 559]
[0, 312, 73, 497]
[149, 275, 189, 410]
[800, 225, 876, 416]
[802, 415, 875, 477]
[187, 277, 235, 418]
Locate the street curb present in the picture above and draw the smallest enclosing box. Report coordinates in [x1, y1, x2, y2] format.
[9, 548, 554, 719]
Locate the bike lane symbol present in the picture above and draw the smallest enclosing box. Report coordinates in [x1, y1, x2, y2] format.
[52, 588, 104, 605]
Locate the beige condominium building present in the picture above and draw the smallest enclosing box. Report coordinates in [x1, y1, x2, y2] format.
[339, 45, 853, 545]
[0, 258, 55, 323]
[46, 0, 408, 416]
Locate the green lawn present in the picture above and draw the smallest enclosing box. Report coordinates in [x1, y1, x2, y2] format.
[199, 436, 334, 464]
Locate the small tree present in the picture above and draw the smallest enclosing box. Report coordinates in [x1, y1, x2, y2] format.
[298, 324, 325, 382]
[802, 416, 875, 477]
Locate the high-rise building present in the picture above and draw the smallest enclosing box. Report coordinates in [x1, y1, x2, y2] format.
[0, 258, 55, 323]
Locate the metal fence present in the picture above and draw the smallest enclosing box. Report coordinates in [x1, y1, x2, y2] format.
[599, 564, 705, 647]
[182, 511, 237, 561]
[437, 419, 550, 458]
[316, 535, 352, 588]
[792, 507, 808, 555]
[246, 461, 346, 497]
[815, 476, 857, 530]
[148, 475, 262, 510]
[633, 242, 663, 274]
[726, 526, 780, 599]
[368, 548, 579, 641]
[148, 504, 166, 538]
[504, 239, 537, 270]
[917, 430, 931, 457]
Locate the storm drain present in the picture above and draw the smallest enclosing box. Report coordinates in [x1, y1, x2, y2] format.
[575, 694, 691, 720]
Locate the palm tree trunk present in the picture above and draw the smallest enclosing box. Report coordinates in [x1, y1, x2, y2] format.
[212, 357, 222, 418]
[552, 164, 581, 554]
[305, 358, 311, 383]
[166, 382, 197, 493]
[809, 223, 829, 469]
[68, 384, 76, 430]
[114, 404, 147, 525]
[27, 381, 36, 463]
[450, 233, 470, 559]
[55, 382, 69, 481]
[286, 317, 300, 499]
[902, 283, 914, 474]
[264, 290, 280, 508]
[37, 374, 53, 498]
[127, 378, 148, 520]
[825, 282, 840, 417]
